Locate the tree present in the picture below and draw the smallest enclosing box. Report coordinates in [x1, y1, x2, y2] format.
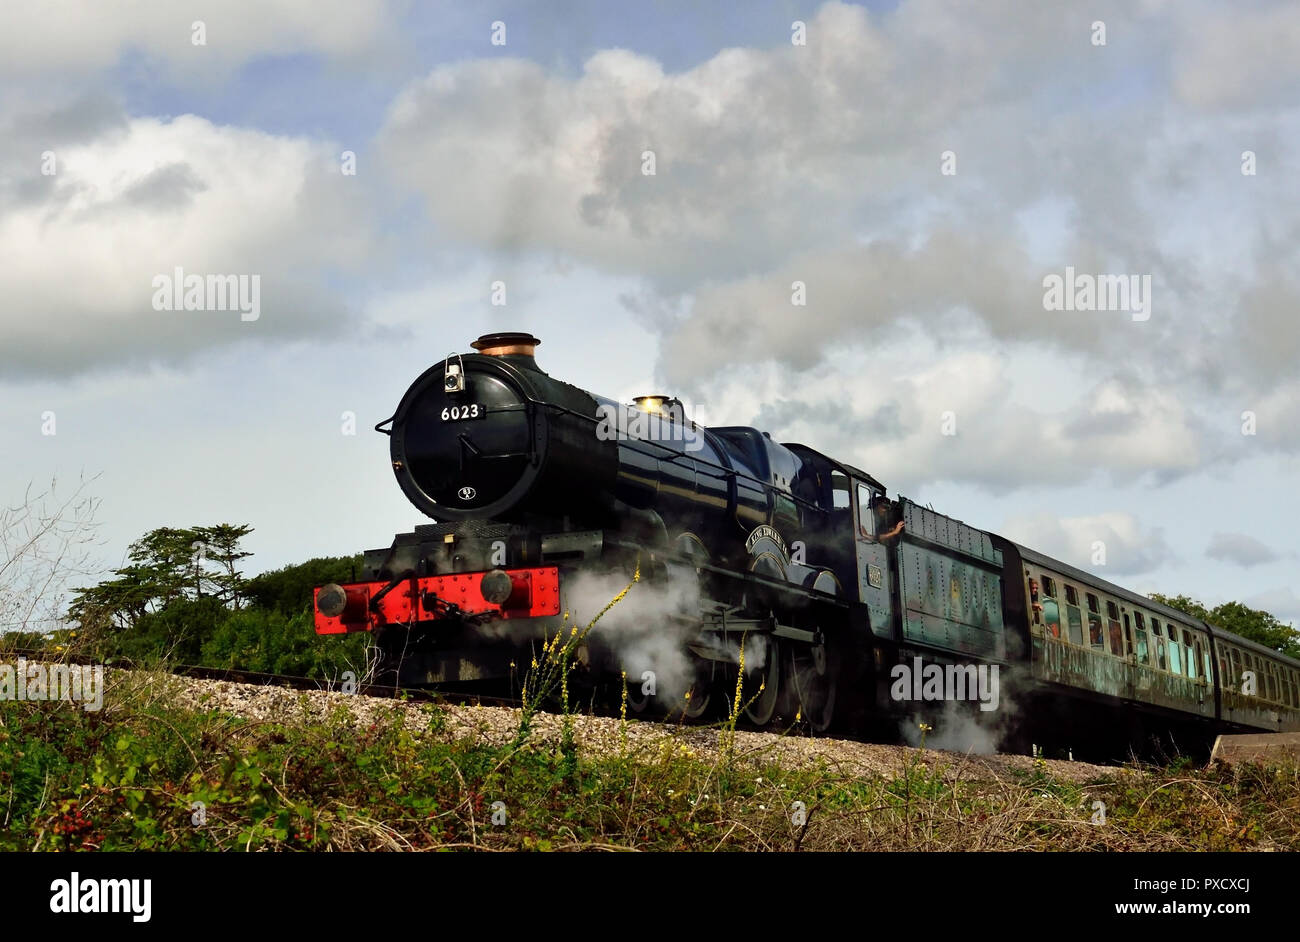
[1151, 593, 1300, 660]
[193, 524, 253, 608]
[68, 523, 253, 632]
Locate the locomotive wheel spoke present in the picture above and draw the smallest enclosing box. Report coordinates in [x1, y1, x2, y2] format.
[625, 674, 654, 714]
[682, 683, 713, 719]
[673, 660, 716, 721]
[742, 636, 782, 727]
[788, 642, 837, 734]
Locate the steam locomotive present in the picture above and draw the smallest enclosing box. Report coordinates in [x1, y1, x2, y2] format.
[314, 332, 1300, 759]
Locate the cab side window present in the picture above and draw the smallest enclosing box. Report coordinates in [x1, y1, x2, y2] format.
[831, 472, 851, 510]
[857, 484, 874, 538]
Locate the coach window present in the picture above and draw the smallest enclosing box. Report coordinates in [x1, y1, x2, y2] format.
[1191, 636, 1203, 682]
[1154, 622, 1167, 671]
[1042, 598, 1061, 638]
[1166, 625, 1182, 675]
[1086, 593, 1104, 648]
[1064, 585, 1084, 645]
[1123, 613, 1134, 657]
[1106, 601, 1123, 657]
[1219, 653, 1231, 689]
[1204, 647, 1213, 685]
[1229, 649, 1243, 690]
[1042, 578, 1058, 635]
[1182, 631, 1197, 680]
[1135, 624, 1150, 664]
[1266, 663, 1278, 702]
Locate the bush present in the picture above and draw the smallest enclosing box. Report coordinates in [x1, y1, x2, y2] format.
[200, 607, 368, 679]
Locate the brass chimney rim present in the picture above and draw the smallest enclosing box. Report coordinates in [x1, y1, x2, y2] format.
[471, 332, 541, 357]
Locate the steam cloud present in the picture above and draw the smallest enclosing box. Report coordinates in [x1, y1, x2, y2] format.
[561, 566, 703, 710]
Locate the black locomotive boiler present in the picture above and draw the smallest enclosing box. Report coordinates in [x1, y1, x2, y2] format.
[315, 332, 1300, 759]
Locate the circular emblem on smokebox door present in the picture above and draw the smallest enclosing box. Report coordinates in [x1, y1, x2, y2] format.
[457, 486, 477, 501]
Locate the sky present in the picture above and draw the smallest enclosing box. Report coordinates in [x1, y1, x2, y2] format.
[2, 0, 1299, 629]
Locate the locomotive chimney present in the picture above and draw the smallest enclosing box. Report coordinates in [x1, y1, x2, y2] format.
[633, 395, 670, 414]
[471, 332, 540, 359]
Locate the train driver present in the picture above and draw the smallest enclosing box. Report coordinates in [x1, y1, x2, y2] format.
[872, 497, 905, 543]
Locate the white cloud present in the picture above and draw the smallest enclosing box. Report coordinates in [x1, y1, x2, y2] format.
[685, 338, 1203, 493]
[372, 0, 1300, 495]
[1172, 2, 1300, 109]
[0, 0, 395, 76]
[1243, 587, 1300, 628]
[0, 107, 375, 377]
[1206, 532, 1281, 567]
[377, 2, 1124, 290]
[1000, 510, 1172, 576]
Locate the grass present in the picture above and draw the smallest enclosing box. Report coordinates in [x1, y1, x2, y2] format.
[4, 572, 1297, 852]
[2, 665, 1297, 851]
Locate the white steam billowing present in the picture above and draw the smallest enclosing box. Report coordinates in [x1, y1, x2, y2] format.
[896, 682, 1027, 755]
[561, 565, 703, 709]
